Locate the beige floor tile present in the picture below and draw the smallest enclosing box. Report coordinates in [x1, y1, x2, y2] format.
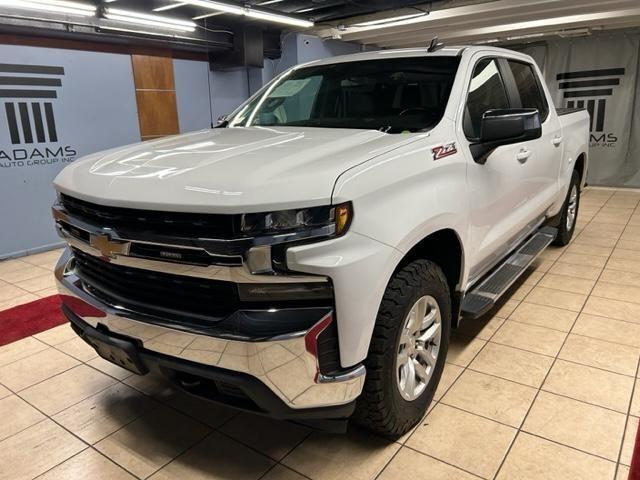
[123, 372, 176, 398]
[572, 236, 617, 251]
[447, 335, 486, 367]
[529, 258, 554, 274]
[21, 250, 63, 269]
[0, 264, 50, 283]
[261, 465, 307, 480]
[592, 281, 640, 306]
[0, 283, 30, 303]
[0, 336, 48, 367]
[150, 431, 274, 480]
[542, 360, 634, 412]
[491, 321, 566, 356]
[162, 389, 237, 429]
[0, 383, 9, 399]
[620, 416, 639, 466]
[0, 258, 31, 276]
[495, 432, 616, 480]
[522, 391, 626, 460]
[95, 406, 210, 479]
[0, 419, 86, 480]
[583, 296, 640, 324]
[600, 268, 640, 288]
[522, 268, 544, 286]
[572, 313, 640, 348]
[36, 286, 60, 298]
[632, 384, 640, 417]
[509, 302, 577, 332]
[39, 448, 136, 479]
[283, 427, 399, 480]
[617, 464, 631, 480]
[506, 282, 534, 301]
[0, 347, 78, 391]
[55, 336, 98, 362]
[558, 252, 608, 268]
[434, 363, 464, 401]
[607, 257, 640, 275]
[491, 298, 520, 319]
[549, 262, 602, 280]
[537, 273, 596, 295]
[559, 334, 640, 376]
[442, 369, 536, 427]
[470, 342, 554, 388]
[454, 315, 505, 341]
[220, 413, 309, 461]
[525, 286, 587, 312]
[0, 395, 46, 442]
[379, 446, 477, 480]
[611, 248, 640, 262]
[14, 272, 57, 293]
[34, 323, 76, 346]
[53, 383, 159, 444]
[0, 292, 39, 311]
[618, 239, 640, 252]
[21, 364, 116, 416]
[87, 356, 133, 381]
[407, 403, 515, 478]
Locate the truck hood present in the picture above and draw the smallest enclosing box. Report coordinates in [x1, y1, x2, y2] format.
[54, 126, 417, 213]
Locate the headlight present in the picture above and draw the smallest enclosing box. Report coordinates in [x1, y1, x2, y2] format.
[240, 202, 352, 238]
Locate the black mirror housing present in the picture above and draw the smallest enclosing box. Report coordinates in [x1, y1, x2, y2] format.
[472, 109, 542, 164]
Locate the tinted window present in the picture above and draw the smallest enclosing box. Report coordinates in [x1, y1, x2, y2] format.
[508, 60, 548, 119]
[229, 57, 460, 133]
[464, 58, 510, 139]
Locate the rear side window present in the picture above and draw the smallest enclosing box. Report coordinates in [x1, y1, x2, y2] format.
[507, 60, 549, 120]
[464, 58, 510, 139]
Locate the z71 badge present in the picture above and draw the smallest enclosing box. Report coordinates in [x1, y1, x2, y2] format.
[432, 142, 457, 160]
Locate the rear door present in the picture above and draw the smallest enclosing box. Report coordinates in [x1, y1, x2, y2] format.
[503, 59, 562, 214]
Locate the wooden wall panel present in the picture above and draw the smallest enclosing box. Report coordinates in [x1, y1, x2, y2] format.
[130, 53, 180, 139]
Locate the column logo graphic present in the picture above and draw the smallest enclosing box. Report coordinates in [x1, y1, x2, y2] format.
[1, 63, 64, 144]
[556, 68, 625, 141]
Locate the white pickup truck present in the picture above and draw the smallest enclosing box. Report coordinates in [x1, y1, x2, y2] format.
[53, 46, 589, 436]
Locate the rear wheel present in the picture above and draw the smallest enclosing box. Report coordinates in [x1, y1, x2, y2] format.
[354, 259, 451, 437]
[553, 170, 580, 246]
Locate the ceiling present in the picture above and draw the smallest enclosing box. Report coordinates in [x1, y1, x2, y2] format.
[315, 0, 640, 48]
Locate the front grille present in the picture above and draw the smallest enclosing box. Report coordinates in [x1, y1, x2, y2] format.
[60, 194, 237, 238]
[73, 248, 239, 320]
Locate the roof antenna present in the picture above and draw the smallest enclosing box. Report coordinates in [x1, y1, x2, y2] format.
[427, 36, 445, 52]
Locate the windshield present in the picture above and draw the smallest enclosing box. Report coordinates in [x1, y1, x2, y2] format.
[228, 56, 460, 133]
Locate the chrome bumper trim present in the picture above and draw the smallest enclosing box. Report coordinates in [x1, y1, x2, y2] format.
[55, 249, 365, 409]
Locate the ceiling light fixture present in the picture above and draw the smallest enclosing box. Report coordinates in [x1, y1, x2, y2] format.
[0, 0, 96, 16]
[181, 0, 313, 28]
[104, 7, 196, 32]
[153, 2, 187, 12]
[351, 12, 428, 27]
[192, 11, 223, 20]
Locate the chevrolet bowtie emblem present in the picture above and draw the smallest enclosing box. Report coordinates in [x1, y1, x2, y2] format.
[89, 233, 130, 259]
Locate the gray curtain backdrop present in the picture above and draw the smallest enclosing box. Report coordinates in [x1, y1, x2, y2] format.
[515, 32, 640, 187]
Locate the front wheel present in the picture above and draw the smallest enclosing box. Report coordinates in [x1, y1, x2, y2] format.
[354, 259, 451, 437]
[553, 169, 580, 246]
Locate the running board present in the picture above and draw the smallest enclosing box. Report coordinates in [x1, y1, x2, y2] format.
[461, 226, 558, 319]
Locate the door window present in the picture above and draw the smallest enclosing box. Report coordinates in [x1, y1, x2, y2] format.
[464, 58, 510, 139]
[507, 60, 549, 120]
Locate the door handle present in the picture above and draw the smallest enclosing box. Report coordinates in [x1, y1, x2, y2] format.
[516, 148, 531, 162]
[552, 136, 563, 147]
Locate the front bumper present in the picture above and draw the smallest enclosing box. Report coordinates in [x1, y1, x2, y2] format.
[55, 248, 365, 414]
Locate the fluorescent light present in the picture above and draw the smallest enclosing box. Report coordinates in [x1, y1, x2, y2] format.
[105, 7, 196, 32]
[256, 0, 283, 5]
[245, 9, 313, 28]
[0, 0, 96, 16]
[352, 12, 428, 27]
[181, 0, 313, 28]
[192, 11, 223, 20]
[153, 2, 187, 12]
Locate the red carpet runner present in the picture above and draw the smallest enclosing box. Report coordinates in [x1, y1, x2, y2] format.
[0, 295, 66, 346]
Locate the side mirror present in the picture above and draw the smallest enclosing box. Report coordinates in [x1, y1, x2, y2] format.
[471, 109, 542, 164]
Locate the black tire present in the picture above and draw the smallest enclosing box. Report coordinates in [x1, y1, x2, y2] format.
[553, 170, 580, 246]
[353, 259, 451, 437]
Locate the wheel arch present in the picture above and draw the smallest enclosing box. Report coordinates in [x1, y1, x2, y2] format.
[574, 152, 587, 189]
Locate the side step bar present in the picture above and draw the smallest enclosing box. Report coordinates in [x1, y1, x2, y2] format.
[461, 226, 558, 319]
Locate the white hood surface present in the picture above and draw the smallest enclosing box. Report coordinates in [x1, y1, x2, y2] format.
[54, 126, 416, 214]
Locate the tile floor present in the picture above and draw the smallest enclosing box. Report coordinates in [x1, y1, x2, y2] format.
[0, 187, 639, 480]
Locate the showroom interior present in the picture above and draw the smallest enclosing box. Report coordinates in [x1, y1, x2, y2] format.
[1, 0, 640, 479]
